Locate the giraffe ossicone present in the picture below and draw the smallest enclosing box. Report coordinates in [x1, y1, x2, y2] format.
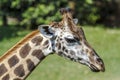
[0, 8, 105, 80]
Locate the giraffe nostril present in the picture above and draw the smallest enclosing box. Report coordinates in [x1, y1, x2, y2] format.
[97, 58, 102, 63]
[78, 58, 82, 60]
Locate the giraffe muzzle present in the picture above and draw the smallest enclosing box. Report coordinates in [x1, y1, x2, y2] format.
[90, 64, 101, 72]
[89, 64, 105, 72]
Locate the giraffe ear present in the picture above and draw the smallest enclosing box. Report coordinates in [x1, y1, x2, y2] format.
[73, 18, 78, 24]
[38, 25, 54, 38]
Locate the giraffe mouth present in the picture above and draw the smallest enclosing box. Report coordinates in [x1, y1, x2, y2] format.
[79, 61, 101, 72]
[89, 64, 100, 72]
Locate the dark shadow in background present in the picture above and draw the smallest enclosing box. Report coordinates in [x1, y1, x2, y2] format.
[94, 0, 120, 28]
[0, 25, 19, 41]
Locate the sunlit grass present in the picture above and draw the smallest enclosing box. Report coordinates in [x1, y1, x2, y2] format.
[0, 26, 120, 80]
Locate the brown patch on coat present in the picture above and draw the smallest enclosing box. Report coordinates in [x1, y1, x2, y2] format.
[43, 40, 49, 46]
[19, 44, 31, 58]
[14, 65, 25, 77]
[31, 36, 43, 46]
[26, 59, 35, 72]
[8, 55, 19, 68]
[32, 50, 45, 60]
[0, 64, 7, 77]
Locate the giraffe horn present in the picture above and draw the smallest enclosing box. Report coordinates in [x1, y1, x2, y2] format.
[60, 8, 78, 33]
[59, 8, 73, 15]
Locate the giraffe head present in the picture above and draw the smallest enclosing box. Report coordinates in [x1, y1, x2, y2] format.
[39, 8, 105, 72]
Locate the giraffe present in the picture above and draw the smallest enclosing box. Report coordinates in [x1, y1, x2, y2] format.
[0, 8, 105, 80]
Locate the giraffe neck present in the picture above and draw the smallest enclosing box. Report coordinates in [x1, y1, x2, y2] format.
[0, 30, 51, 80]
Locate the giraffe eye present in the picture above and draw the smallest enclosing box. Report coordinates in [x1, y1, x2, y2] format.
[65, 37, 77, 43]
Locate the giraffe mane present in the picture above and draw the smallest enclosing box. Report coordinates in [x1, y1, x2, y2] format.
[0, 30, 40, 62]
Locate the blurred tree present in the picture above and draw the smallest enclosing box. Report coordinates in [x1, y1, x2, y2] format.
[0, 0, 10, 26]
[74, 0, 99, 25]
[94, 0, 120, 27]
[0, 0, 120, 29]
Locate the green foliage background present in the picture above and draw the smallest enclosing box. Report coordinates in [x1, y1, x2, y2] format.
[0, 0, 120, 29]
